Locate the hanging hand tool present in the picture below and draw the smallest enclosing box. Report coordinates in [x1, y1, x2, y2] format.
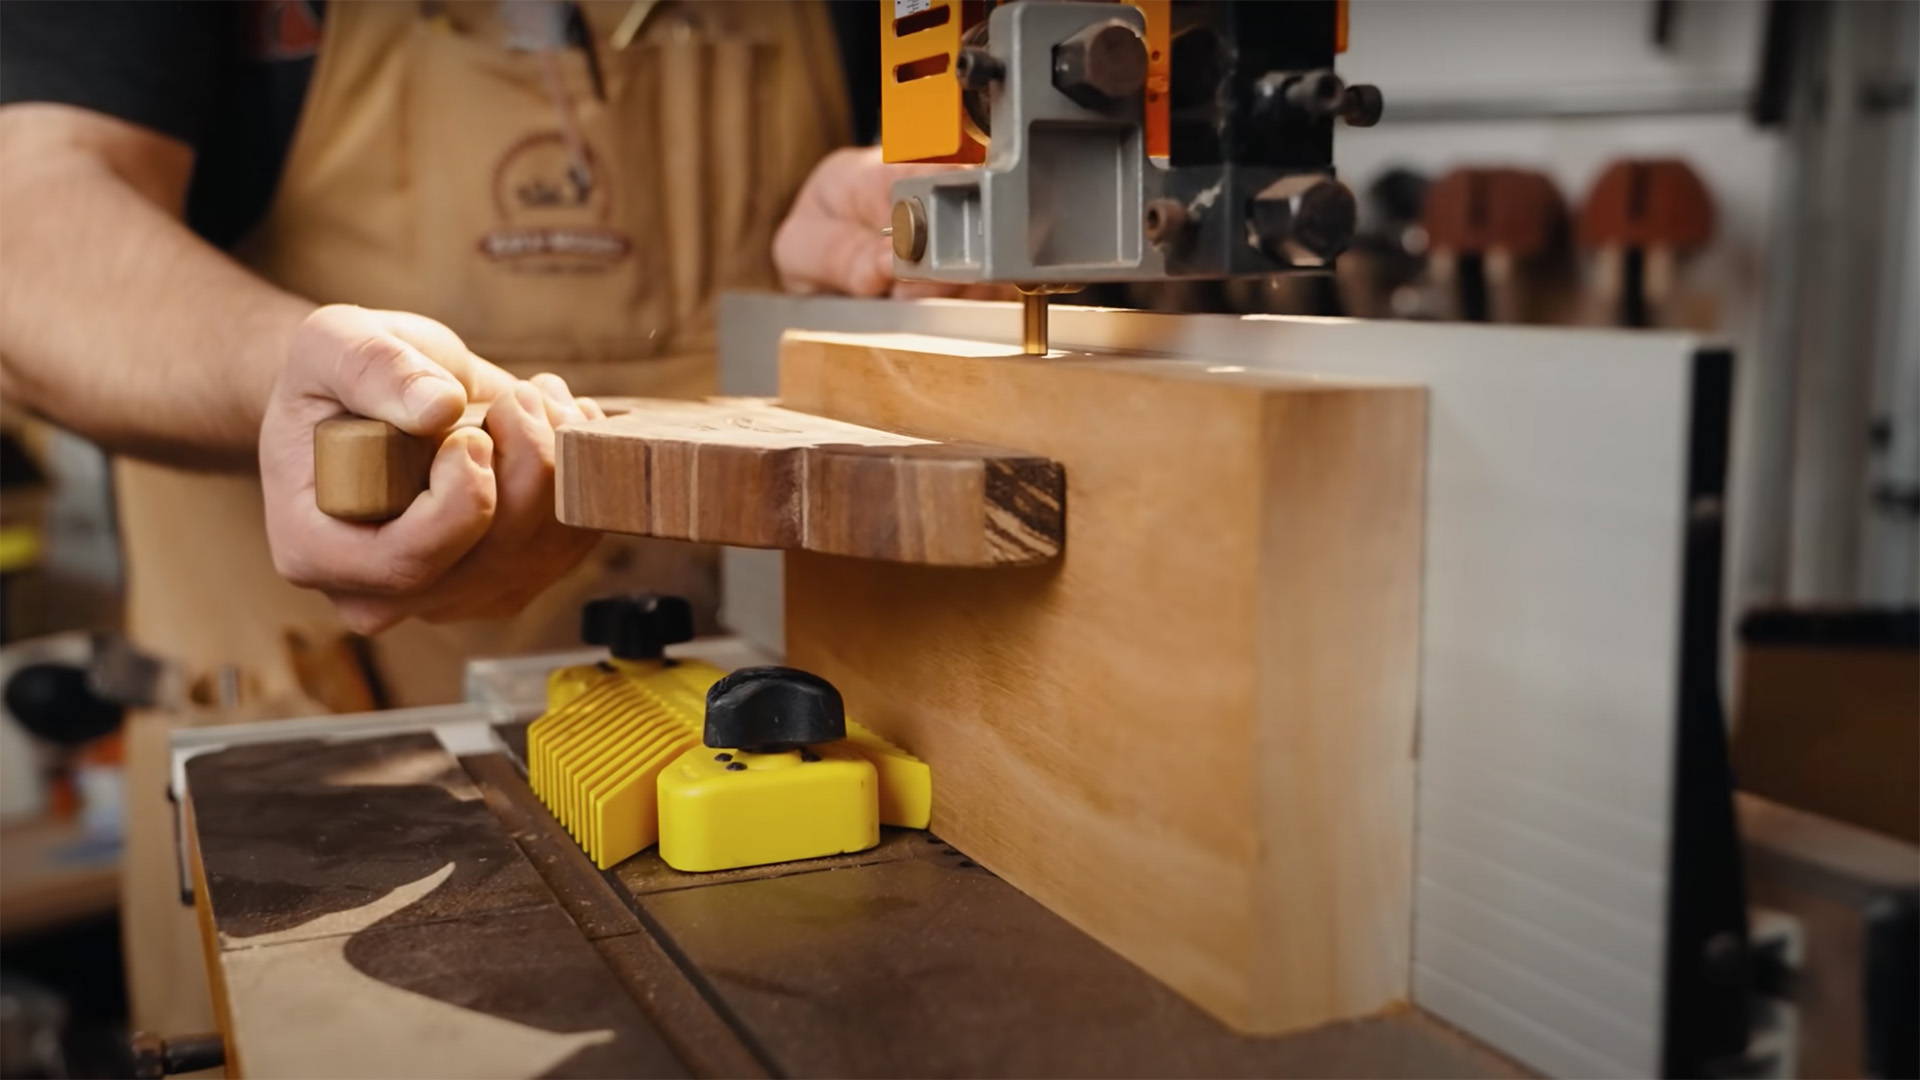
[1578, 158, 1715, 329]
[1420, 166, 1571, 324]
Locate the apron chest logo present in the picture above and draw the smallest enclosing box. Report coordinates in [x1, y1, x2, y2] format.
[479, 229, 630, 260]
[480, 131, 632, 272]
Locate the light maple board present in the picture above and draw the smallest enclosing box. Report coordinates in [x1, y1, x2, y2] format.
[778, 331, 1427, 1036]
[555, 397, 1064, 566]
[717, 292, 1722, 1078]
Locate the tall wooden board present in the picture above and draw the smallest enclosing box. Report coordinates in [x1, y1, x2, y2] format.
[779, 331, 1426, 1035]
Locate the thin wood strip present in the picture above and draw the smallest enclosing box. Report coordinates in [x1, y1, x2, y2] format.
[556, 398, 1064, 566]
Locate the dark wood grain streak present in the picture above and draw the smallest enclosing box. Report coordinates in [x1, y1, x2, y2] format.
[983, 455, 1067, 561]
[187, 735, 688, 1079]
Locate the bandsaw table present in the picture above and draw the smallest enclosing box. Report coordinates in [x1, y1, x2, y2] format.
[174, 643, 1526, 1079]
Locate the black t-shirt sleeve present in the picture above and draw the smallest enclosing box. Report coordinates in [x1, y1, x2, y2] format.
[0, 1, 229, 148]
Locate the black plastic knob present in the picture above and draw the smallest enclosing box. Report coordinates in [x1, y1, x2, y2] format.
[580, 595, 694, 660]
[4, 662, 124, 745]
[703, 666, 845, 752]
[1340, 83, 1385, 127]
[1369, 167, 1429, 228]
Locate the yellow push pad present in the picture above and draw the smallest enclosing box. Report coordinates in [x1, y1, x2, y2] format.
[659, 744, 879, 872]
[527, 656, 931, 871]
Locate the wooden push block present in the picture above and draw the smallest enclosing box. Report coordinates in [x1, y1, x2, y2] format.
[779, 331, 1427, 1036]
[556, 398, 1064, 566]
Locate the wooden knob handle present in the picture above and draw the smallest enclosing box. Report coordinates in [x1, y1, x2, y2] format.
[312, 417, 442, 522]
[314, 403, 492, 522]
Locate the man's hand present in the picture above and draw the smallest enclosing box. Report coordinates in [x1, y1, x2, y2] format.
[260, 305, 602, 634]
[773, 146, 1000, 300]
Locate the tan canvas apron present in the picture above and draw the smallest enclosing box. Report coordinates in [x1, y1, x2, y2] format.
[118, 0, 849, 1033]
[117, 0, 850, 709]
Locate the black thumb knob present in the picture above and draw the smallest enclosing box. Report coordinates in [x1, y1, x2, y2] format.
[1339, 83, 1384, 127]
[581, 595, 694, 660]
[704, 666, 845, 752]
[4, 662, 124, 745]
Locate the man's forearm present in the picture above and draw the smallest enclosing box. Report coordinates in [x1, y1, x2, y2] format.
[0, 105, 313, 468]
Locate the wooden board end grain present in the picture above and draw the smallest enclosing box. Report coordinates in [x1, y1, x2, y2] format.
[778, 330, 1427, 1036]
[556, 397, 1064, 566]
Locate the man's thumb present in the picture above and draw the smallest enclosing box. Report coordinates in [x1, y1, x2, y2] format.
[334, 336, 467, 435]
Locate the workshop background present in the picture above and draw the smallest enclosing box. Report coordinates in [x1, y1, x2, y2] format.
[1, 1, 1916, 1078]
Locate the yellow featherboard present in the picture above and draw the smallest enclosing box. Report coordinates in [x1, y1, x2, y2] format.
[527, 657, 931, 870]
[659, 743, 878, 873]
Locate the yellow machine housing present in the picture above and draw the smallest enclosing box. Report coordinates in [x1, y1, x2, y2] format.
[528, 656, 930, 870]
[880, 0, 1170, 163]
[878, 0, 1351, 167]
[879, 0, 985, 163]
